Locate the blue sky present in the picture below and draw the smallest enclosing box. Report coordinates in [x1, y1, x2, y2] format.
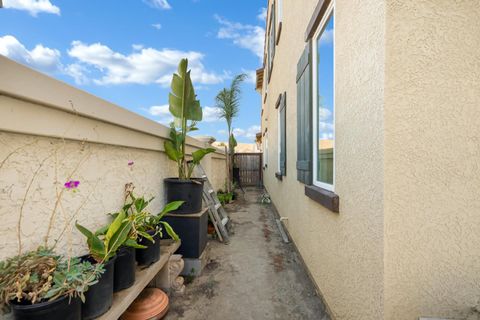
[0, 0, 266, 143]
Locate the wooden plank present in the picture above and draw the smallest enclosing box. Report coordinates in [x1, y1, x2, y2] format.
[98, 240, 181, 320]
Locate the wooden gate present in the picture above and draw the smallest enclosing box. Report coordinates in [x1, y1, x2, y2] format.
[234, 153, 263, 187]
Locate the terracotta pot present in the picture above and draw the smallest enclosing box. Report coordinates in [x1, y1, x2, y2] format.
[207, 222, 215, 235]
[121, 288, 169, 320]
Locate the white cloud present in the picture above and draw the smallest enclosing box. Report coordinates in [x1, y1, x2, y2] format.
[0, 35, 62, 73]
[149, 105, 221, 124]
[202, 106, 222, 122]
[233, 125, 261, 140]
[143, 0, 171, 10]
[3, 0, 60, 16]
[318, 108, 331, 121]
[148, 105, 173, 124]
[242, 69, 256, 84]
[64, 63, 90, 85]
[215, 15, 265, 60]
[319, 29, 334, 46]
[319, 122, 333, 132]
[67, 40, 226, 86]
[152, 23, 162, 30]
[257, 7, 267, 22]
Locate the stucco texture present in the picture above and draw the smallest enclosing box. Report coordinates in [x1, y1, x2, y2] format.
[0, 131, 177, 260]
[0, 60, 227, 261]
[384, 1, 480, 318]
[261, 0, 385, 319]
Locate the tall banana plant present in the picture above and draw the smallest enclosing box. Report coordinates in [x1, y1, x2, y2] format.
[164, 59, 215, 179]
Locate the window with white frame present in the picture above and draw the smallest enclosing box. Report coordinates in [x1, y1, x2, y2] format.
[267, 3, 275, 80]
[277, 93, 286, 177]
[263, 131, 268, 168]
[277, 0, 283, 25]
[312, 4, 334, 190]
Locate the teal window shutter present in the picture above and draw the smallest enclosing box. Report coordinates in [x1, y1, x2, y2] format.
[296, 41, 313, 185]
[279, 92, 287, 176]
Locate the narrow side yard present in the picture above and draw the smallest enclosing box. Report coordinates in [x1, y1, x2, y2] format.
[166, 187, 330, 320]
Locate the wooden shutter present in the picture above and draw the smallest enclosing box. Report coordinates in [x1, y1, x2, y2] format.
[296, 41, 313, 184]
[279, 92, 287, 176]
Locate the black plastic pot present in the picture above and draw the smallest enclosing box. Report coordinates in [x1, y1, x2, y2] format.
[81, 255, 116, 320]
[164, 178, 204, 214]
[11, 295, 81, 320]
[162, 208, 207, 258]
[135, 231, 160, 266]
[113, 246, 136, 292]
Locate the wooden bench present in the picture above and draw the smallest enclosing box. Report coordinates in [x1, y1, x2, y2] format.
[98, 240, 181, 320]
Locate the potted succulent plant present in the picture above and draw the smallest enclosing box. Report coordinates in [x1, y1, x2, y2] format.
[75, 210, 132, 319]
[0, 247, 102, 320]
[122, 192, 182, 266]
[164, 58, 216, 214]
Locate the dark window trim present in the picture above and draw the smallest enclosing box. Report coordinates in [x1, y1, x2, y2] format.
[275, 172, 283, 180]
[305, 184, 339, 213]
[304, 0, 331, 42]
[275, 93, 282, 109]
[276, 21, 282, 45]
[268, 60, 274, 83]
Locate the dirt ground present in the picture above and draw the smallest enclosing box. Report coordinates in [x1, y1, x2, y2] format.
[165, 187, 331, 320]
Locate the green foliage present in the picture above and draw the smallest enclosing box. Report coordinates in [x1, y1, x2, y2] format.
[164, 59, 216, 179]
[0, 248, 103, 307]
[76, 210, 132, 263]
[123, 193, 183, 242]
[215, 73, 247, 192]
[217, 191, 233, 205]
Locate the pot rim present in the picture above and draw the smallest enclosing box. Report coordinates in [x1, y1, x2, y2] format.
[10, 294, 75, 310]
[80, 253, 117, 266]
[164, 177, 204, 184]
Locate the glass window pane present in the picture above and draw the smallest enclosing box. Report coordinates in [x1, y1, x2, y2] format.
[316, 13, 334, 185]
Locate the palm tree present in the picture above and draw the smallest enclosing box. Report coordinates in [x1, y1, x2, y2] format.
[216, 73, 247, 191]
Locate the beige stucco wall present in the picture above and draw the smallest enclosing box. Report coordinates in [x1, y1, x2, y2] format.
[0, 57, 226, 260]
[384, 1, 480, 318]
[261, 0, 385, 319]
[263, 0, 480, 319]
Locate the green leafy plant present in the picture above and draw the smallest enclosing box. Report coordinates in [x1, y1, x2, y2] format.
[216, 73, 246, 192]
[0, 248, 103, 307]
[164, 59, 216, 179]
[122, 193, 183, 243]
[75, 210, 132, 263]
[217, 191, 233, 205]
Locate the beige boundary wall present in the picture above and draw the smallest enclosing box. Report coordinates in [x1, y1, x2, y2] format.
[0, 56, 227, 261]
[261, 0, 480, 319]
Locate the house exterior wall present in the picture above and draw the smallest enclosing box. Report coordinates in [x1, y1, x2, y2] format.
[0, 56, 227, 260]
[261, 1, 385, 319]
[384, 1, 480, 318]
[261, 0, 479, 319]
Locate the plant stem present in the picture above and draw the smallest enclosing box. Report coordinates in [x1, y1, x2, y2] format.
[18, 153, 53, 255]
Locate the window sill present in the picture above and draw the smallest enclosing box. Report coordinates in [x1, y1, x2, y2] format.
[305, 185, 339, 213]
[275, 172, 283, 180]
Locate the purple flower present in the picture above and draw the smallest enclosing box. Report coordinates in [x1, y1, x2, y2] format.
[64, 180, 80, 189]
[128, 161, 134, 166]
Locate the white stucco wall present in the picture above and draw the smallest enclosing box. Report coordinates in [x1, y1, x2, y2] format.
[0, 57, 227, 260]
[262, 0, 479, 319]
[261, 0, 385, 319]
[384, 1, 480, 318]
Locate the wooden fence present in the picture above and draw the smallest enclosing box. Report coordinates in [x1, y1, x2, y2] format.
[234, 153, 263, 187]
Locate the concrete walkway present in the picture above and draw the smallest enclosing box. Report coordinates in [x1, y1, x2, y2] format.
[166, 187, 331, 320]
